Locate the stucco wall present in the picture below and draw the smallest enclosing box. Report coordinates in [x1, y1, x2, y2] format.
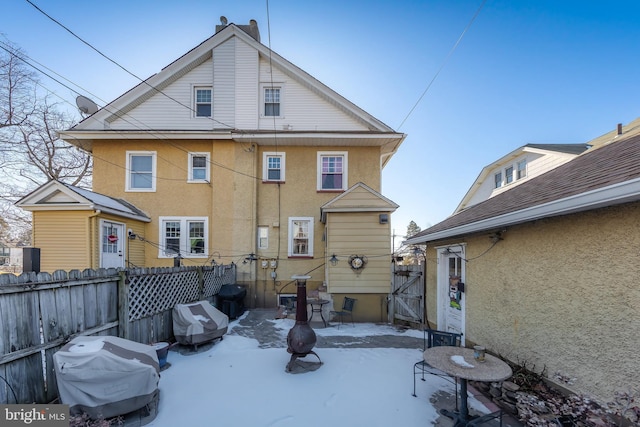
[425, 202, 640, 404]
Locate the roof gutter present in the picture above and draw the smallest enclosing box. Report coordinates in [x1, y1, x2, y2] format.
[405, 177, 640, 244]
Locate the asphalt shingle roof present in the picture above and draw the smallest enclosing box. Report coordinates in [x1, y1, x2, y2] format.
[413, 133, 640, 240]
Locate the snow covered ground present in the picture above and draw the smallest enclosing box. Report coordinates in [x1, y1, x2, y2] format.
[146, 312, 494, 426]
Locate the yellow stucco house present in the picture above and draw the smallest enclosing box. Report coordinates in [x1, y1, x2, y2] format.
[405, 120, 640, 405]
[18, 20, 405, 322]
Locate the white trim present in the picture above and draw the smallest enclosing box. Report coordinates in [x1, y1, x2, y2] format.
[262, 152, 286, 182]
[193, 85, 212, 118]
[158, 216, 209, 258]
[406, 177, 640, 244]
[287, 217, 314, 257]
[188, 152, 210, 183]
[126, 151, 157, 192]
[317, 151, 348, 191]
[260, 83, 284, 118]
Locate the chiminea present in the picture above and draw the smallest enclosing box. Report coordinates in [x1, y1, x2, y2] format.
[286, 275, 321, 372]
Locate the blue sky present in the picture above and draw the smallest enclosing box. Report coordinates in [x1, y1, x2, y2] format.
[3, 0, 640, 238]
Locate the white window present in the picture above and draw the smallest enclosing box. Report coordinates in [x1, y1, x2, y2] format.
[264, 87, 281, 117]
[126, 151, 156, 192]
[263, 152, 285, 182]
[257, 226, 269, 250]
[159, 217, 208, 258]
[505, 166, 514, 184]
[494, 172, 502, 188]
[194, 87, 212, 117]
[517, 159, 527, 179]
[317, 152, 348, 191]
[188, 152, 210, 183]
[288, 217, 314, 257]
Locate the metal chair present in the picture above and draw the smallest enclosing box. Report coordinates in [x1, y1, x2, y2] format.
[412, 328, 461, 398]
[330, 297, 356, 326]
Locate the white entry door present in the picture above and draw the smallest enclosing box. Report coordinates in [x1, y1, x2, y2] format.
[437, 246, 466, 345]
[100, 220, 125, 269]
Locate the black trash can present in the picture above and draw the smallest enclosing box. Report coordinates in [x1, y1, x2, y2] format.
[215, 284, 247, 319]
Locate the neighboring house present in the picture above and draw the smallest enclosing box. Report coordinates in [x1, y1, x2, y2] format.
[0, 242, 24, 273]
[454, 143, 590, 213]
[404, 122, 640, 404]
[18, 19, 406, 322]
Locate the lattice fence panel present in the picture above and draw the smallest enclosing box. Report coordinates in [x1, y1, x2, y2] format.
[202, 264, 236, 298]
[127, 268, 200, 321]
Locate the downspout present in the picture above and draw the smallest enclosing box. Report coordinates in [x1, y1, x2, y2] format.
[88, 208, 102, 269]
[251, 143, 259, 308]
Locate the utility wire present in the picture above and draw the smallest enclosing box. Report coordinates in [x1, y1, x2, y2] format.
[397, 0, 487, 130]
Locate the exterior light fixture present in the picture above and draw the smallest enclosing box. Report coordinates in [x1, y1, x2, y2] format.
[329, 254, 339, 266]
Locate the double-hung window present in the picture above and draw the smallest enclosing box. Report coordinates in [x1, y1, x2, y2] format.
[126, 151, 156, 191]
[264, 87, 281, 117]
[159, 217, 208, 258]
[263, 152, 285, 182]
[188, 152, 210, 183]
[288, 217, 314, 257]
[494, 172, 502, 188]
[505, 166, 514, 184]
[317, 152, 348, 191]
[517, 159, 527, 179]
[195, 87, 212, 117]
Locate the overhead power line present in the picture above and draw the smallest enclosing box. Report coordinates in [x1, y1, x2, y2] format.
[397, 0, 487, 130]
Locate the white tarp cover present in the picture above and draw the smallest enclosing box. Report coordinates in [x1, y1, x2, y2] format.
[173, 300, 229, 345]
[53, 336, 160, 419]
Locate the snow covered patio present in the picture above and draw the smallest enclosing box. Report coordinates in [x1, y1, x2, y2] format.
[142, 309, 510, 427]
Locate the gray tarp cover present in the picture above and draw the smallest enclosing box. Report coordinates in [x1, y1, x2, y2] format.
[53, 336, 159, 419]
[173, 300, 229, 345]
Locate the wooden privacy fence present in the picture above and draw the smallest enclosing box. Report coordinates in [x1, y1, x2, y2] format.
[0, 264, 236, 405]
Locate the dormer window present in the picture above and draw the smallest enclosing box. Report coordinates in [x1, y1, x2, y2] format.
[195, 87, 212, 117]
[517, 159, 527, 179]
[505, 166, 514, 184]
[494, 172, 502, 188]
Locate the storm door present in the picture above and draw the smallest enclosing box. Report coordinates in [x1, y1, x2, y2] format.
[437, 245, 466, 344]
[100, 220, 125, 269]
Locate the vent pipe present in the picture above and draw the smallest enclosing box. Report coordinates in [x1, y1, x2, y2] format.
[617, 123, 623, 135]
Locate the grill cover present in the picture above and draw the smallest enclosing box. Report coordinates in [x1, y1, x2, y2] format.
[53, 336, 160, 419]
[173, 300, 229, 345]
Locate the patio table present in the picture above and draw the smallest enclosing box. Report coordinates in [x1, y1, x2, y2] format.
[423, 346, 512, 426]
[307, 299, 330, 327]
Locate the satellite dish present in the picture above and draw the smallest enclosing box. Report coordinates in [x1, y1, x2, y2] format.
[76, 95, 99, 115]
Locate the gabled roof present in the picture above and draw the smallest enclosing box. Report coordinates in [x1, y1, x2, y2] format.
[320, 182, 399, 222]
[406, 131, 640, 244]
[16, 181, 151, 222]
[61, 23, 405, 166]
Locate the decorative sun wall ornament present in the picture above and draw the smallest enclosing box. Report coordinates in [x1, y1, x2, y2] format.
[348, 255, 367, 271]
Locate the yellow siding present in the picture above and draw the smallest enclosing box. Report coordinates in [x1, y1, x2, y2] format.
[425, 202, 640, 404]
[326, 212, 391, 294]
[33, 211, 92, 272]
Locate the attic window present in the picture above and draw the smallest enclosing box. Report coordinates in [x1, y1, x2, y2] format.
[195, 87, 212, 117]
[264, 87, 281, 117]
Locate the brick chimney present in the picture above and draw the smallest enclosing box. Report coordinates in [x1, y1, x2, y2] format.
[215, 16, 260, 42]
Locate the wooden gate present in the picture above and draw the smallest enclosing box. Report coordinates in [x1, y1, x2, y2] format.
[389, 264, 424, 325]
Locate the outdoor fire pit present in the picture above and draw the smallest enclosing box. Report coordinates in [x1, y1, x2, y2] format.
[286, 275, 321, 372]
